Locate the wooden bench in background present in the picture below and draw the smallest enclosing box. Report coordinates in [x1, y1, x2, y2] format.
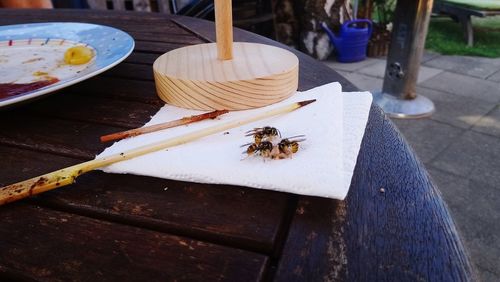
[433, 0, 500, 46]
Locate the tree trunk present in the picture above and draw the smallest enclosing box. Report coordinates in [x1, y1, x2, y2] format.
[273, 0, 300, 49]
[274, 0, 352, 60]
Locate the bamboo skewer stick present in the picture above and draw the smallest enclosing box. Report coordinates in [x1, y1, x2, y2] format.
[100, 110, 229, 143]
[0, 99, 316, 206]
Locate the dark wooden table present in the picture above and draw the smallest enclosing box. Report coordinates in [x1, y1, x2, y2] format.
[0, 9, 474, 281]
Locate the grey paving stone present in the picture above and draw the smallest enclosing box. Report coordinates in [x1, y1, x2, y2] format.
[420, 71, 500, 103]
[467, 232, 500, 276]
[427, 168, 477, 210]
[358, 60, 442, 83]
[416, 87, 496, 129]
[336, 70, 350, 77]
[322, 57, 379, 72]
[487, 70, 500, 83]
[476, 265, 500, 282]
[421, 51, 440, 63]
[472, 105, 500, 138]
[429, 168, 500, 222]
[431, 130, 500, 188]
[424, 55, 500, 79]
[340, 72, 383, 92]
[357, 59, 386, 78]
[427, 168, 500, 276]
[448, 203, 500, 276]
[416, 66, 443, 83]
[391, 119, 464, 164]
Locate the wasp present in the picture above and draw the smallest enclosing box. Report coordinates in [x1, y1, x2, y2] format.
[242, 135, 306, 160]
[272, 135, 306, 159]
[242, 141, 274, 158]
[245, 126, 281, 145]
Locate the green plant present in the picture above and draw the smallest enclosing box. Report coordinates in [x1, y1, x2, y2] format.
[372, 0, 396, 25]
[425, 16, 500, 57]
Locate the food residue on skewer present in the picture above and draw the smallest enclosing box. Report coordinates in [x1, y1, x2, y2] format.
[100, 109, 229, 142]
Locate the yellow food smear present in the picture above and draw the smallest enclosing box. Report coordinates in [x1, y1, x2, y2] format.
[64, 46, 93, 65]
[33, 71, 49, 76]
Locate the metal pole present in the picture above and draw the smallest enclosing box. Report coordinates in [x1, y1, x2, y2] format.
[373, 0, 435, 118]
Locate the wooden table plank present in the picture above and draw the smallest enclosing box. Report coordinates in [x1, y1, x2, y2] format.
[273, 198, 346, 281]
[103, 62, 154, 81]
[133, 41, 189, 54]
[71, 76, 162, 105]
[127, 31, 206, 45]
[0, 133, 289, 254]
[125, 52, 162, 65]
[0, 9, 190, 34]
[0, 114, 120, 160]
[0, 204, 268, 281]
[41, 173, 290, 253]
[24, 93, 159, 129]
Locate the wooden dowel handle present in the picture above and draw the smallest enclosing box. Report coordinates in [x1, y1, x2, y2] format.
[214, 0, 233, 60]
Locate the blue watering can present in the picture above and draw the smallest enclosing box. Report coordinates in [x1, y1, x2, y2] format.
[321, 20, 373, 63]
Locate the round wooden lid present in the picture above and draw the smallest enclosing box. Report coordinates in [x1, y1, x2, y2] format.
[153, 42, 299, 110]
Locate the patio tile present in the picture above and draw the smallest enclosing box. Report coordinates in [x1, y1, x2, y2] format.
[416, 66, 444, 83]
[430, 130, 500, 188]
[340, 72, 383, 92]
[467, 232, 500, 277]
[486, 69, 500, 83]
[427, 168, 479, 211]
[449, 205, 500, 277]
[421, 51, 440, 63]
[429, 168, 500, 224]
[472, 105, 500, 138]
[357, 59, 386, 78]
[423, 55, 500, 79]
[476, 265, 500, 282]
[427, 168, 500, 277]
[420, 72, 500, 103]
[416, 87, 496, 129]
[391, 119, 464, 164]
[358, 60, 442, 83]
[322, 57, 379, 72]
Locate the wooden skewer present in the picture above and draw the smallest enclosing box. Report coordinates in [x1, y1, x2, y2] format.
[0, 99, 316, 206]
[100, 110, 229, 143]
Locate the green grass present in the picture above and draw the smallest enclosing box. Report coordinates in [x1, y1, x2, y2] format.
[425, 16, 500, 57]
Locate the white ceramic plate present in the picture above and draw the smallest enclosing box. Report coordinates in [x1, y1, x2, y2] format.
[0, 22, 134, 107]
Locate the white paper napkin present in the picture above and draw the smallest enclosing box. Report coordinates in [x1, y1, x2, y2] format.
[96, 82, 372, 200]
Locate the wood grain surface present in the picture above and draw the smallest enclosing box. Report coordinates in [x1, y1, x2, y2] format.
[0, 204, 267, 281]
[0, 8, 474, 281]
[153, 42, 298, 110]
